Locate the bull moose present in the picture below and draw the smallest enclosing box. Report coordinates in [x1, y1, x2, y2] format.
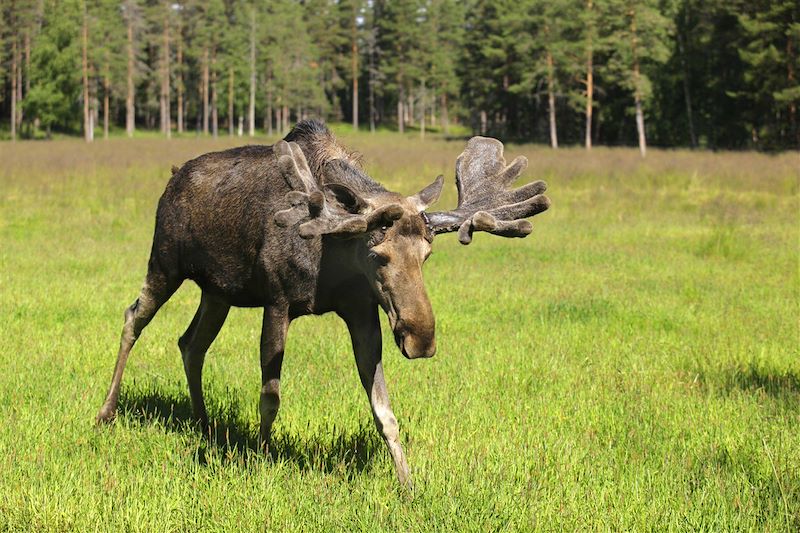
[95, 120, 550, 487]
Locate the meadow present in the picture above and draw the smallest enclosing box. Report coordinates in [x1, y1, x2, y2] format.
[0, 130, 797, 531]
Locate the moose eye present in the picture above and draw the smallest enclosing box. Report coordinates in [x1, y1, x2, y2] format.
[367, 227, 388, 248]
[368, 249, 389, 266]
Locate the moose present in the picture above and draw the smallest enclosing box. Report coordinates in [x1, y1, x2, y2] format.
[95, 120, 550, 487]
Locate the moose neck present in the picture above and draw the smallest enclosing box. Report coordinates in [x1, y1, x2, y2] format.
[311, 235, 374, 314]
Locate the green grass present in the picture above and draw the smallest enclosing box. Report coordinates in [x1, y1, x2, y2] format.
[0, 134, 798, 531]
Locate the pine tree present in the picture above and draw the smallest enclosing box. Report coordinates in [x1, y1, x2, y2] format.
[245, 1, 256, 136]
[462, 0, 519, 137]
[302, 0, 347, 121]
[93, 0, 125, 139]
[81, 0, 92, 141]
[511, 0, 577, 148]
[184, 0, 225, 135]
[217, 1, 246, 137]
[363, 2, 384, 132]
[146, 0, 174, 138]
[738, 0, 800, 148]
[427, 0, 464, 135]
[174, 0, 185, 134]
[377, 0, 426, 133]
[120, 0, 142, 137]
[604, 0, 672, 156]
[0, 5, 5, 136]
[23, 0, 82, 137]
[341, 0, 364, 130]
[581, 0, 597, 149]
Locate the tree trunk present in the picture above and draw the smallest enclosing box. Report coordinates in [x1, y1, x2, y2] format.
[11, 36, 17, 141]
[787, 33, 797, 146]
[441, 93, 449, 135]
[211, 50, 218, 138]
[584, 0, 594, 150]
[82, 5, 93, 143]
[420, 79, 425, 140]
[161, 7, 171, 139]
[19, 29, 30, 129]
[24, 28, 31, 95]
[585, 52, 593, 149]
[90, 78, 97, 140]
[351, 6, 359, 131]
[368, 29, 375, 133]
[202, 47, 209, 135]
[282, 104, 289, 132]
[546, 50, 558, 149]
[196, 82, 202, 132]
[103, 74, 110, 139]
[635, 91, 646, 157]
[177, 23, 183, 134]
[630, 11, 646, 157]
[275, 102, 282, 136]
[126, 14, 135, 138]
[266, 76, 273, 136]
[228, 67, 234, 137]
[248, 8, 256, 137]
[397, 89, 404, 133]
[677, 23, 696, 148]
[431, 86, 436, 128]
[16, 59, 22, 132]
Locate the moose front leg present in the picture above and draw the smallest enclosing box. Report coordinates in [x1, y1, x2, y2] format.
[341, 303, 412, 488]
[259, 305, 289, 454]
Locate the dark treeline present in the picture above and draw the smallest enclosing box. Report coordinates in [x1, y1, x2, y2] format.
[1, 0, 798, 151]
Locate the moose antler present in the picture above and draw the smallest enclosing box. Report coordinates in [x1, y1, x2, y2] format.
[273, 140, 403, 238]
[425, 137, 551, 244]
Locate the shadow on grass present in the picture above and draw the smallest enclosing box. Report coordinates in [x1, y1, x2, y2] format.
[723, 363, 800, 398]
[117, 385, 383, 476]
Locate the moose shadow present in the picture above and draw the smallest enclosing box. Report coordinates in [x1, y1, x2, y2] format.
[722, 363, 800, 399]
[117, 385, 383, 476]
[693, 363, 800, 412]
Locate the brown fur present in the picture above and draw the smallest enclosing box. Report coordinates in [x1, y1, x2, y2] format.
[94, 120, 549, 489]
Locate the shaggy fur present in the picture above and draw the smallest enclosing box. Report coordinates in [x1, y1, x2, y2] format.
[94, 120, 549, 489]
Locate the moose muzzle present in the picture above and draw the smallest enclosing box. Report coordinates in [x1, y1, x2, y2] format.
[393, 315, 436, 359]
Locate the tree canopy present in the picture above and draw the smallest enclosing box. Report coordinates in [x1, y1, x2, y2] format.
[1, 0, 797, 150]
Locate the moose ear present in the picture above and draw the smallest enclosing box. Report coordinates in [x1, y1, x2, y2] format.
[408, 175, 444, 212]
[323, 183, 367, 214]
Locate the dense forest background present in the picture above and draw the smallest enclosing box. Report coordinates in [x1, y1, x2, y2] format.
[1, 0, 798, 151]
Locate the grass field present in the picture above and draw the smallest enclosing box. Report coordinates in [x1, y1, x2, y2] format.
[0, 132, 798, 531]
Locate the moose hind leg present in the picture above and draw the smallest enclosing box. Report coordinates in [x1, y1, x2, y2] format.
[96, 271, 180, 424]
[178, 292, 230, 429]
[342, 304, 412, 488]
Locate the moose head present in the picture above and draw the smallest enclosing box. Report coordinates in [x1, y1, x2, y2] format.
[273, 134, 551, 360]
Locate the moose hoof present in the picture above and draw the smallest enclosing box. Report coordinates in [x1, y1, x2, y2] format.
[95, 407, 116, 425]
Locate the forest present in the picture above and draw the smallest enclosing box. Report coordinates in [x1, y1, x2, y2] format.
[1, 0, 798, 151]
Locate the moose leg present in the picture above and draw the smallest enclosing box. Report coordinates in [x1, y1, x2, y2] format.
[259, 305, 289, 454]
[96, 270, 180, 423]
[178, 291, 230, 429]
[341, 303, 412, 488]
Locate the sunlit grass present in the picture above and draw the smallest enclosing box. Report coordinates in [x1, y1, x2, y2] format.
[0, 134, 797, 530]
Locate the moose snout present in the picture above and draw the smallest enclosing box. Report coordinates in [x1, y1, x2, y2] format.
[394, 320, 436, 359]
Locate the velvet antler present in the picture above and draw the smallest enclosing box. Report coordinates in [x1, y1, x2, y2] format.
[273, 140, 403, 238]
[425, 136, 551, 244]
